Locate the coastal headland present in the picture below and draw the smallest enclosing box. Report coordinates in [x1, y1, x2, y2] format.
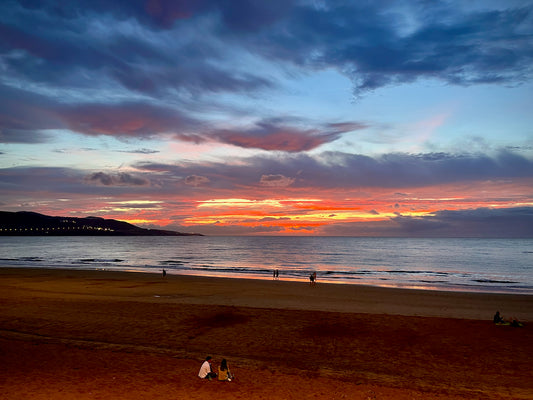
[0, 211, 203, 236]
[1, 267, 532, 399]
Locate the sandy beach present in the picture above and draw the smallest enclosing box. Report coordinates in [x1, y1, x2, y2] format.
[1, 268, 532, 399]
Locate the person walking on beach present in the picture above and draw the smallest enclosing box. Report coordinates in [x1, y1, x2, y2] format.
[309, 272, 316, 286]
[218, 358, 234, 381]
[198, 356, 217, 380]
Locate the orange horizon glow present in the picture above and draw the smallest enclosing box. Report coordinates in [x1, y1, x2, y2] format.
[21, 178, 533, 236]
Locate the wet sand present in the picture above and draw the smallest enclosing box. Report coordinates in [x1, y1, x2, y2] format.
[1, 267, 532, 399]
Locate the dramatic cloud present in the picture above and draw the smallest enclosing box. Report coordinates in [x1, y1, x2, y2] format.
[184, 120, 366, 152]
[0, 1, 274, 96]
[84, 172, 150, 187]
[200, 127, 334, 152]
[0, 83, 363, 151]
[237, 1, 533, 93]
[2, 1, 531, 131]
[3, 149, 532, 198]
[134, 149, 533, 191]
[1, 1, 532, 236]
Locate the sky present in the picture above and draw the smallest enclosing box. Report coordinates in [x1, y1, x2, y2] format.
[1, 0, 533, 237]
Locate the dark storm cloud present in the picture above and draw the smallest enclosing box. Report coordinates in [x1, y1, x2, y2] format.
[247, 1, 533, 92]
[12, 0, 291, 31]
[2, 1, 530, 101]
[397, 207, 533, 237]
[0, 0, 274, 96]
[2, 1, 532, 150]
[322, 207, 533, 238]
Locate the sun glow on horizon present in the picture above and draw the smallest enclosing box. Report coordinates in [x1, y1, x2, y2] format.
[181, 195, 444, 234]
[197, 198, 323, 208]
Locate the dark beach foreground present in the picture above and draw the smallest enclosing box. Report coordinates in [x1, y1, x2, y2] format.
[1, 267, 532, 399]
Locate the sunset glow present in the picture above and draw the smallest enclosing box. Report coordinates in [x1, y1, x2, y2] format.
[1, 1, 532, 236]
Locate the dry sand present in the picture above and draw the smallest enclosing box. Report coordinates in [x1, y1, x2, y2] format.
[1, 267, 532, 399]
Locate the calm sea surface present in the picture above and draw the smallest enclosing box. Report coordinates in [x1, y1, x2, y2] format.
[1, 236, 532, 294]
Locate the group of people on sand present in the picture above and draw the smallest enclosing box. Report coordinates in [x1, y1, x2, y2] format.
[198, 356, 234, 381]
[493, 311, 523, 327]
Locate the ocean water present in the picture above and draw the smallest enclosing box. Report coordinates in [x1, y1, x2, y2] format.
[0, 236, 532, 294]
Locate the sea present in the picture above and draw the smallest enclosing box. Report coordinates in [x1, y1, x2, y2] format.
[1, 236, 532, 294]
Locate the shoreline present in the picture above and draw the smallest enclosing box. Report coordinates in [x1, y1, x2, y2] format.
[2, 235, 532, 296]
[1, 266, 533, 399]
[1, 266, 532, 320]
[2, 259, 531, 295]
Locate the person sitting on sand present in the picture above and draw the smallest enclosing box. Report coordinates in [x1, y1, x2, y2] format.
[198, 356, 217, 380]
[218, 358, 233, 381]
[493, 311, 504, 324]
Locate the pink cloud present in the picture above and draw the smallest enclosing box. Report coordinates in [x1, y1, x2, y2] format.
[61, 103, 189, 137]
[173, 119, 366, 152]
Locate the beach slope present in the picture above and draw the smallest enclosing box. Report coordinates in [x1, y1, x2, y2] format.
[1, 268, 532, 399]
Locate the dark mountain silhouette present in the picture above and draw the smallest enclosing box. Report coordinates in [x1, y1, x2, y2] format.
[0, 211, 203, 236]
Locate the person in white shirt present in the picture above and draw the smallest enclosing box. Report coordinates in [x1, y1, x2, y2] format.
[198, 356, 217, 380]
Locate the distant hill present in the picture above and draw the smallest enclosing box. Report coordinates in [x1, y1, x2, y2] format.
[0, 211, 203, 236]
